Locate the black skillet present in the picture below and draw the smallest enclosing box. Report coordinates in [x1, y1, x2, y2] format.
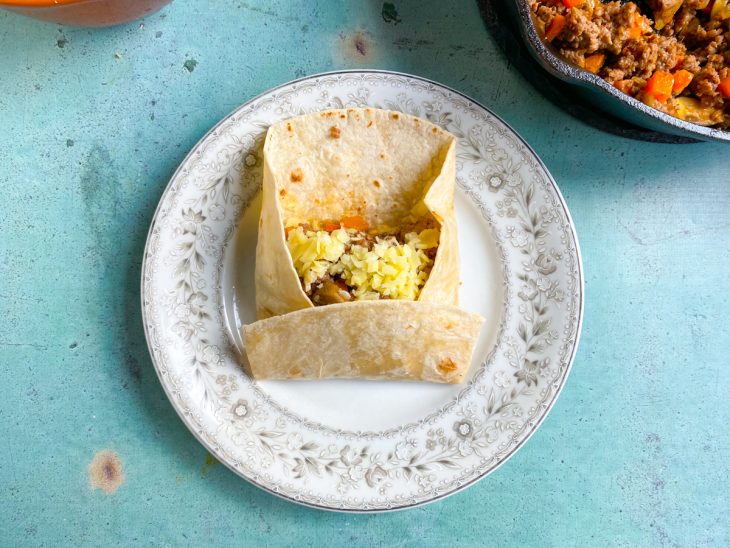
[477, 0, 730, 143]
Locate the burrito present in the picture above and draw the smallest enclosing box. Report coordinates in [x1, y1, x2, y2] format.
[243, 107, 484, 382]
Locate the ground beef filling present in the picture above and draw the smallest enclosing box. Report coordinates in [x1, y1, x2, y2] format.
[286, 221, 439, 306]
[531, 0, 730, 128]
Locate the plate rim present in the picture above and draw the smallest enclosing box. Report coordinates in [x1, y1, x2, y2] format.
[140, 69, 585, 513]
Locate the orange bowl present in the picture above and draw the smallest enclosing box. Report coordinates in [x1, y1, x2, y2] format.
[0, 0, 172, 27]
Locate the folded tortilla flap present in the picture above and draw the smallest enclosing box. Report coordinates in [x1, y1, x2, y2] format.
[419, 136, 458, 306]
[255, 107, 459, 319]
[243, 300, 485, 383]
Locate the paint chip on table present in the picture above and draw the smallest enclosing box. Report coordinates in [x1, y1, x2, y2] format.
[335, 31, 377, 65]
[89, 450, 124, 494]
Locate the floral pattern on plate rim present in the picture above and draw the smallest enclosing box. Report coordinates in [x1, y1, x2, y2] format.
[141, 71, 583, 511]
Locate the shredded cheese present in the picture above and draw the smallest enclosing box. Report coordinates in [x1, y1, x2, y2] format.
[286, 226, 439, 300]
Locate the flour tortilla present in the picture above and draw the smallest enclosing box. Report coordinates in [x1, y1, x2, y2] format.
[244, 107, 484, 383]
[243, 301, 484, 383]
[255, 107, 459, 319]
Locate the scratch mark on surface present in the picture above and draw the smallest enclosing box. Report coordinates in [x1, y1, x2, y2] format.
[617, 219, 646, 246]
[257, 508, 272, 533]
[80, 145, 120, 251]
[619, 219, 730, 246]
[393, 37, 433, 50]
[0, 342, 49, 350]
[236, 2, 297, 21]
[89, 451, 124, 494]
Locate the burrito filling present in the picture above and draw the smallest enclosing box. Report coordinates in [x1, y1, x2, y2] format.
[285, 215, 439, 305]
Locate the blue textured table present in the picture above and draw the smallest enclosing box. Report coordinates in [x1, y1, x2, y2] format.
[1, 1, 729, 545]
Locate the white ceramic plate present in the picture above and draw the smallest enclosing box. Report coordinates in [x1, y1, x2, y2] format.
[141, 70, 583, 512]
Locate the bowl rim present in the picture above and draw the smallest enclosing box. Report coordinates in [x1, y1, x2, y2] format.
[513, 0, 730, 143]
[0, 0, 100, 7]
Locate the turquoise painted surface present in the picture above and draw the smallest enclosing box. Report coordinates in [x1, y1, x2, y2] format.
[1, 0, 728, 545]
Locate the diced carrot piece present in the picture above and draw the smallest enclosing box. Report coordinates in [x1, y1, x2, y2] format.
[672, 70, 693, 94]
[614, 80, 633, 94]
[584, 53, 606, 74]
[545, 14, 566, 42]
[562, 0, 583, 7]
[323, 221, 341, 232]
[628, 11, 649, 39]
[644, 71, 675, 102]
[719, 76, 730, 98]
[341, 215, 369, 231]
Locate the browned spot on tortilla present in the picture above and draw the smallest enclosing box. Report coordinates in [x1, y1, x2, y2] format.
[414, 119, 420, 125]
[437, 358, 458, 375]
[329, 126, 341, 138]
[432, 127, 438, 134]
[314, 198, 321, 204]
[88, 450, 124, 494]
[379, 152, 386, 160]
[286, 122, 292, 132]
[445, 322, 454, 329]
[289, 366, 302, 377]
[347, 108, 355, 114]
[367, 120, 373, 128]
[339, 113, 346, 119]
[290, 168, 303, 182]
[390, 112, 400, 120]
[372, 179, 381, 188]
[321, 111, 335, 118]
[279, 189, 287, 197]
